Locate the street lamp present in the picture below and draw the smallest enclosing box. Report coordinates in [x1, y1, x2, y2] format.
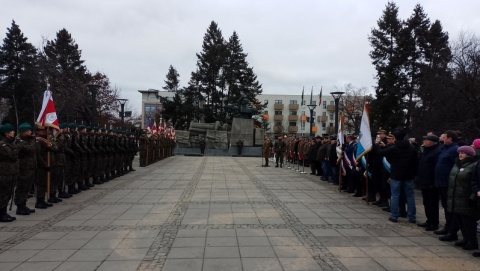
[117, 98, 128, 128]
[86, 84, 101, 125]
[307, 103, 317, 137]
[331, 91, 345, 136]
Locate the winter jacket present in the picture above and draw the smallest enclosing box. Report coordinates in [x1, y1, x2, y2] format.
[416, 144, 441, 189]
[447, 156, 480, 219]
[375, 139, 418, 181]
[434, 143, 459, 187]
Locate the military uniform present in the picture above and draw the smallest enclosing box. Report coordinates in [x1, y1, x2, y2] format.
[14, 123, 37, 215]
[0, 124, 19, 222]
[35, 128, 54, 209]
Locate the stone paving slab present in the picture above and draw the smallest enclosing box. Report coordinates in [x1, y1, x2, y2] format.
[0, 156, 479, 270]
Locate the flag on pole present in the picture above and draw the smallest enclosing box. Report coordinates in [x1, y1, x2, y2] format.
[301, 87, 305, 106]
[146, 123, 152, 134]
[356, 103, 373, 160]
[171, 127, 176, 141]
[336, 114, 344, 164]
[36, 90, 60, 130]
[318, 87, 323, 106]
[152, 121, 158, 135]
[310, 86, 313, 105]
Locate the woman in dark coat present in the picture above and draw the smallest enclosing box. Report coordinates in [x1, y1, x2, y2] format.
[447, 146, 480, 251]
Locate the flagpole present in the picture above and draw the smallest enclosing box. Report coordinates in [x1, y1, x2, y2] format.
[46, 127, 51, 200]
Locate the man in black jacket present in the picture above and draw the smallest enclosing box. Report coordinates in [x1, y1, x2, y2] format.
[376, 128, 418, 223]
[416, 135, 441, 231]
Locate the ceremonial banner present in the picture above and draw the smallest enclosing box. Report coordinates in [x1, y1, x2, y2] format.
[356, 103, 373, 160]
[152, 121, 158, 135]
[36, 90, 59, 130]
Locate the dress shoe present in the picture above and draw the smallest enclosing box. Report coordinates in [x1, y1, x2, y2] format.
[434, 228, 448, 235]
[16, 205, 31, 215]
[5, 213, 16, 220]
[48, 197, 59, 203]
[388, 217, 398, 223]
[439, 234, 458, 241]
[425, 225, 439, 231]
[35, 201, 48, 209]
[417, 222, 429, 227]
[462, 243, 478, 250]
[455, 239, 467, 247]
[276, 165, 279, 168]
[0, 214, 14, 222]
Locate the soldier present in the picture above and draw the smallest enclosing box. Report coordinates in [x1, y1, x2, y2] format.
[262, 136, 272, 167]
[61, 123, 76, 197]
[101, 128, 111, 182]
[14, 123, 37, 215]
[93, 127, 105, 184]
[77, 125, 92, 190]
[69, 124, 85, 193]
[35, 127, 54, 209]
[0, 123, 19, 222]
[138, 130, 147, 167]
[274, 136, 286, 168]
[236, 138, 243, 156]
[128, 131, 137, 171]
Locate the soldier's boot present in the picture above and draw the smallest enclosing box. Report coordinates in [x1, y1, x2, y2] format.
[35, 197, 52, 209]
[0, 208, 15, 222]
[68, 185, 79, 194]
[101, 175, 108, 183]
[58, 191, 72, 198]
[47, 194, 60, 204]
[129, 166, 136, 172]
[16, 203, 31, 216]
[93, 176, 103, 185]
[25, 205, 35, 213]
[85, 178, 95, 188]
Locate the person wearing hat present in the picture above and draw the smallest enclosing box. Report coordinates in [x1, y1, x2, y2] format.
[416, 134, 441, 231]
[309, 136, 322, 174]
[14, 123, 38, 215]
[274, 135, 287, 168]
[446, 145, 479, 251]
[34, 127, 55, 209]
[262, 135, 272, 167]
[0, 124, 19, 222]
[375, 127, 418, 223]
[327, 136, 338, 185]
[370, 130, 390, 206]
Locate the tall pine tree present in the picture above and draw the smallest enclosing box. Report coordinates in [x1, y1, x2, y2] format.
[0, 20, 40, 124]
[163, 65, 180, 92]
[369, 2, 404, 132]
[42, 28, 90, 122]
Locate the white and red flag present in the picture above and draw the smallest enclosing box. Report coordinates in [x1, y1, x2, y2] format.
[36, 90, 60, 130]
[152, 121, 158, 135]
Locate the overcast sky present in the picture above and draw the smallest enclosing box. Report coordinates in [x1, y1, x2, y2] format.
[2, 0, 480, 113]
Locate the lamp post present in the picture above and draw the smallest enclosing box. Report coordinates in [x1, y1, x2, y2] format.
[117, 98, 128, 129]
[307, 103, 317, 137]
[86, 84, 101, 125]
[330, 91, 344, 136]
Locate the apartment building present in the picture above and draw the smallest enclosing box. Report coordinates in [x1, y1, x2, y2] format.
[138, 89, 176, 128]
[257, 94, 338, 136]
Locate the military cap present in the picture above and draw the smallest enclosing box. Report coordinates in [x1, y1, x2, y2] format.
[69, 123, 77, 129]
[59, 123, 68, 129]
[93, 127, 100, 131]
[19, 122, 32, 132]
[101, 127, 107, 132]
[78, 125, 86, 130]
[0, 123, 15, 133]
[386, 132, 394, 139]
[377, 129, 387, 134]
[86, 126, 92, 132]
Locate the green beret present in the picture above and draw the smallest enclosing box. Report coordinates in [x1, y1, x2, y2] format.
[93, 127, 100, 131]
[78, 125, 86, 130]
[59, 123, 67, 129]
[101, 128, 107, 132]
[19, 122, 32, 132]
[69, 123, 77, 129]
[86, 126, 92, 132]
[0, 123, 15, 134]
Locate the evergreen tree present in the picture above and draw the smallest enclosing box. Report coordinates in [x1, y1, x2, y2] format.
[398, 4, 431, 130]
[368, 2, 404, 132]
[163, 65, 180, 92]
[0, 20, 40, 124]
[194, 21, 228, 123]
[42, 28, 90, 122]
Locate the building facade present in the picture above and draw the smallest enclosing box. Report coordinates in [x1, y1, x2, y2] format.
[138, 89, 175, 128]
[257, 94, 338, 137]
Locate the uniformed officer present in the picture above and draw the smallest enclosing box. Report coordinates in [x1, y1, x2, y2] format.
[0, 124, 19, 222]
[15, 123, 37, 215]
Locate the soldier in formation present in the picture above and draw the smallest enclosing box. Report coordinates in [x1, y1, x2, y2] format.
[0, 123, 142, 222]
[138, 129, 175, 167]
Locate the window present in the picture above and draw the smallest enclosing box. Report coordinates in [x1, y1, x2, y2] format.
[289, 100, 297, 104]
[275, 111, 282, 115]
[329, 123, 333, 127]
[275, 100, 283, 104]
[329, 113, 334, 120]
[289, 122, 296, 126]
[275, 121, 282, 126]
[322, 123, 326, 128]
[289, 111, 297, 115]
[323, 101, 327, 109]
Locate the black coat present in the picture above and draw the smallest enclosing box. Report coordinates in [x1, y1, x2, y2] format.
[375, 139, 418, 181]
[416, 144, 441, 189]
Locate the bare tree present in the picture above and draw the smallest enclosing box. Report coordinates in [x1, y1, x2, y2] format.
[335, 83, 372, 134]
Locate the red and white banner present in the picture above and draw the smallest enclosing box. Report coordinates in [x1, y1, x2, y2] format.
[36, 90, 59, 130]
[152, 121, 158, 135]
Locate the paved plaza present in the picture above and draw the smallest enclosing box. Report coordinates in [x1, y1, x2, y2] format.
[1, 156, 480, 271]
